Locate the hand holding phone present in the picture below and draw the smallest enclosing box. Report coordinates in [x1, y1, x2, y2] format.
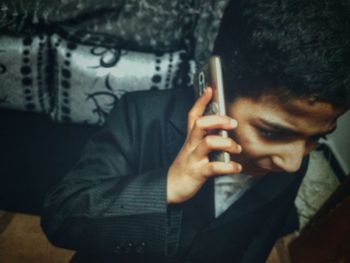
[194, 56, 231, 163]
[167, 56, 242, 204]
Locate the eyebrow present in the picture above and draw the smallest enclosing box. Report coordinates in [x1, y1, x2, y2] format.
[258, 118, 337, 137]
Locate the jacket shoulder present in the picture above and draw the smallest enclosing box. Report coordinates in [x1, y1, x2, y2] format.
[124, 88, 193, 108]
[118, 88, 194, 121]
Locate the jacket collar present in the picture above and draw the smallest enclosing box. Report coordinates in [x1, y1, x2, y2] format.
[204, 156, 308, 231]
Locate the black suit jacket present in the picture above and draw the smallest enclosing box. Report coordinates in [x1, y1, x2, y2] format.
[41, 87, 308, 263]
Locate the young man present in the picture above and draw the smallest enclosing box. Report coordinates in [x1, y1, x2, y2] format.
[41, 0, 349, 262]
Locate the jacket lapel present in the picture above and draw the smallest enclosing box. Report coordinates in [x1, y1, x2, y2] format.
[204, 171, 296, 232]
[165, 87, 194, 166]
[168, 87, 195, 135]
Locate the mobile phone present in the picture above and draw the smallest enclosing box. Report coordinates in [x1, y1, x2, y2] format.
[194, 56, 231, 163]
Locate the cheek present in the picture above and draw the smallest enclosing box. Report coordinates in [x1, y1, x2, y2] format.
[233, 125, 267, 159]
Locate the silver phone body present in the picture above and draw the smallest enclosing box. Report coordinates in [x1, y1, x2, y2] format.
[194, 56, 231, 163]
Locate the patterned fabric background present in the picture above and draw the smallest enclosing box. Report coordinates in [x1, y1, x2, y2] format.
[0, 0, 195, 51]
[0, 0, 230, 123]
[0, 0, 229, 65]
[51, 34, 192, 125]
[193, 0, 230, 67]
[0, 0, 125, 30]
[0, 35, 50, 113]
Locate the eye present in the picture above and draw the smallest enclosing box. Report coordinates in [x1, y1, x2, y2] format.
[259, 129, 275, 138]
[257, 127, 286, 140]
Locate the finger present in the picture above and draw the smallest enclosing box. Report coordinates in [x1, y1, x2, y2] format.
[187, 115, 238, 147]
[201, 161, 242, 177]
[193, 135, 242, 159]
[187, 87, 213, 133]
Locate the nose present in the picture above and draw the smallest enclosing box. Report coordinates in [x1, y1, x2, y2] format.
[271, 141, 306, 173]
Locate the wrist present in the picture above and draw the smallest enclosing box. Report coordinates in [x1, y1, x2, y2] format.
[167, 168, 181, 204]
[166, 167, 204, 204]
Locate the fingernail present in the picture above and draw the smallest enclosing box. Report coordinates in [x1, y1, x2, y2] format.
[237, 145, 242, 152]
[237, 164, 242, 172]
[230, 119, 238, 127]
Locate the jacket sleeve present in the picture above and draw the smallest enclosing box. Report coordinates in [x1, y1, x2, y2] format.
[41, 94, 180, 256]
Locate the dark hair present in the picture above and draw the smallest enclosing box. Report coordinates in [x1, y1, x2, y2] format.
[213, 0, 350, 108]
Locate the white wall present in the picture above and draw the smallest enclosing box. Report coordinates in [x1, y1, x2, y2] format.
[324, 110, 350, 175]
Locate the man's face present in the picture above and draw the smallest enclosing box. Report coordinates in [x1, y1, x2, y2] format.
[227, 95, 344, 178]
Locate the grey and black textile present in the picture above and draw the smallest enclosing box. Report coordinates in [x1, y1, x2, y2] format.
[50, 34, 193, 125]
[0, 35, 51, 113]
[0, 0, 229, 66]
[0, 0, 230, 123]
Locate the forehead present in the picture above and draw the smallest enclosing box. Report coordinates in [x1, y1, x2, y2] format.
[231, 95, 343, 134]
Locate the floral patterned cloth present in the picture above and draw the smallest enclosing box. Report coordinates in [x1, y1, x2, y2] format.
[0, 0, 229, 64]
[51, 34, 191, 124]
[0, 0, 230, 122]
[0, 35, 51, 113]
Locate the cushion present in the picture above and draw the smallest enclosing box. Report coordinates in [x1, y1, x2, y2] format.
[192, 0, 230, 67]
[0, 0, 230, 66]
[0, 34, 51, 113]
[1, 0, 194, 51]
[50, 34, 192, 125]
